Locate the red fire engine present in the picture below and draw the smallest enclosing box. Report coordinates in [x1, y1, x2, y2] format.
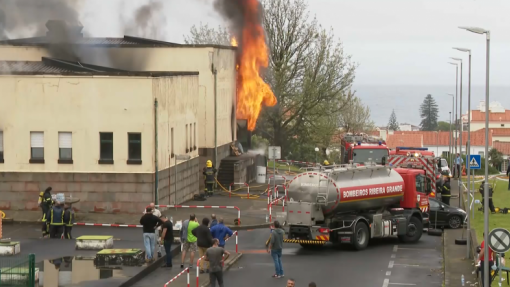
[340, 133, 389, 165]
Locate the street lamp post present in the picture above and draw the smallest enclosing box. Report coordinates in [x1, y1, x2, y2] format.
[449, 112, 452, 166]
[454, 47, 472, 258]
[447, 94, 455, 169]
[460, 26, 490, 287]
[451, 56, 463, 207]
[449, 62, 459, 158]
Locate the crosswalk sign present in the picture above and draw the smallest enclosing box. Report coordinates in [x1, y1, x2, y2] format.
[468, 154, 481, 170]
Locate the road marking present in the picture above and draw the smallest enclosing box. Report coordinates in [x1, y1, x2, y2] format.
[382, 278, 390, 287]
[388, 261, 394, 268]
[389, 283, 416, 286]
[393, 245, 398, 252]
[386, 271, 391, 276]
[393, 264, 420, 267]
[397, 248, 436, 251]
[238, 250, 268, 254]
[391, 254, 396, 259]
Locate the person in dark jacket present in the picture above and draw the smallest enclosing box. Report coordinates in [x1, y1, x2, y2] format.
[210, 214, 218, 228]
[203, 160, 217, 196]
[160, 215, 174, 268]
[479, 181, 496, 213]
[46, 202, 65, 239]
[192, 218, 213, 273]
[63, 203, 75, 239]
[40, 187, 53, 238]
[210, 218, 233, 248]
[140, 207, 163, 262]
[441, 176, 451, 205]
[506, 162, 510, 190]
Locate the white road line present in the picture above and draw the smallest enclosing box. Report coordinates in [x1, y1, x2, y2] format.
[397, 248, 436, 251]
[393, 245, 398, 252]
[393, 264, 420, 267]
[382, 278, 390, 287]
[386, 271, 391, 276]
[391, 254, 396, 259]
[388, 261, 394, 268]
[389, 283, 416, 286]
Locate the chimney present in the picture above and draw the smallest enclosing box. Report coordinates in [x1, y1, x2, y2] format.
[46, 20, 84, 42]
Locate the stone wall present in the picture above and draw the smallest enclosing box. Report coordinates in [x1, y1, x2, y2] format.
[198, 143, 231, 190]
[0, 157, 200, 214]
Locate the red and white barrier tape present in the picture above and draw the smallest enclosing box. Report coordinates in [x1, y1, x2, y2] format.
[268, 196, 286, 222]
[74, 223, 142, 228]
[164, 267, 190, 287]
[229, 182, 250, 198]
[155, 205, 241, 224]
[196, 231, 238, 287]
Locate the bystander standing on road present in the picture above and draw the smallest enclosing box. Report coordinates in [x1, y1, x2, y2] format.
[145, 202, 163, 257]
[210, 218, 233, 248]
[506, 160, 510, 190]
[181, 214, 199, 268]
[192, 217, 213, 273]
[204, 238, 230, 287]
[210, 214, 218, 228]
[308, 282, 316, 287]
[454, 153, 463, 178]
[140, 207, 163, 263]
[477, 232, 494, 287]
[160, 215, 173, 268]
[267, 220, 285, 278]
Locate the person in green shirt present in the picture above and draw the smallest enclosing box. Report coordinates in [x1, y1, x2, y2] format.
[181, 214, 199, 268]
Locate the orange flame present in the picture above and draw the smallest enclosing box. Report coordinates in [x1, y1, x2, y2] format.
[231, 37, 238, 47]
[234, 0, 277, 131]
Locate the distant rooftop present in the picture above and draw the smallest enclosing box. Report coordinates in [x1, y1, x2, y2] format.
[0, 57, 199, 77]
[0, 20, 235, 50]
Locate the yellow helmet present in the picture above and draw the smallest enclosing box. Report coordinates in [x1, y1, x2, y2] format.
[323, 160, 330, 166]
[206, 160, 212, 167]
[495, 207, 500, 213]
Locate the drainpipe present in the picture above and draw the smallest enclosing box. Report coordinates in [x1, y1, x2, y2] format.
[154, 98, 159, 205]
[212, 62, 218, 174]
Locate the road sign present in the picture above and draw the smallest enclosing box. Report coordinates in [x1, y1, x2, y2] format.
[268, 146, 281, 160]
[468, 154, 481, 170]
[488, 228, 510, 253]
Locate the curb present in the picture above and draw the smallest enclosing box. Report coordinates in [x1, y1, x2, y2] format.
[443, 229, 449, 287]
[119, 245, 182, 287]
[199, 253, 243, 287]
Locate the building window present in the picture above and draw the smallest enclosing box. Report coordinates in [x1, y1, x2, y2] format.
[193, 123, 196, 150]
[99, 132, 114, 164]
[127, 133, 142, 164]
[0, 131, 3, 163]
[171, 128, 174, 158]
[58, 132, 73, 164]
[478, 151, 484, 158]
[501, 124, 505, 127]
[186, 124, 189, 153]
[30, 132, 44, 163]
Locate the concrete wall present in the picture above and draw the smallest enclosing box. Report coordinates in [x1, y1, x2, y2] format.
[470, 122, 510, 131]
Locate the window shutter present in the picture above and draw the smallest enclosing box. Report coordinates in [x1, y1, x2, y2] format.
[58, 132, 72, 148]
[0, 131, 3, 151]
[30, 132, 44, 148]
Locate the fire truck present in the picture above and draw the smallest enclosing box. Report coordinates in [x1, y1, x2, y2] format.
[340, 133, 389, 165]
[282, 160, 432, 250]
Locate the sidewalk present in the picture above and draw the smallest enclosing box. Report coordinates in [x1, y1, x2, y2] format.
[443, 179, 478, 286]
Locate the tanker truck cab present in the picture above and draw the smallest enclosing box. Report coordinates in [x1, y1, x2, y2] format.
[284, 164, 428, 251]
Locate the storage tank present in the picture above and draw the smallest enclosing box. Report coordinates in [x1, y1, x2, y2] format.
[286, 165, 405, 216]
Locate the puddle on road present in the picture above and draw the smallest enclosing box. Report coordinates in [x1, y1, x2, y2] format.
[35, 255, 147, 287]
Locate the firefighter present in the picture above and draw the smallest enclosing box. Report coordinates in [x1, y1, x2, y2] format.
[323, 160, 334, 170]
[441, 175, 451, 205]
[39, 187, 53, 238]
[63, 203, 75, 239]
[203, 160, 217, 196]
[478, 181, 496, 213]
[46, 201, 65, 239]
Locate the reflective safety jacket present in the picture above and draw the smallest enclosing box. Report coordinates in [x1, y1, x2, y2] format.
[47, 205, 65, 225]
[63, 208, 75, 227]
[442, 181, 451, 196]
[40, 191, 53, 220]
[203, 167, 217, 183]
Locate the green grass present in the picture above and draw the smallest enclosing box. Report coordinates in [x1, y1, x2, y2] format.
[467, 178, 509, 285]
[267, 161, 303, 172]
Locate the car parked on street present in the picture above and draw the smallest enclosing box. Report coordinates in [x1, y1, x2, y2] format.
[427, 198, 466, 229]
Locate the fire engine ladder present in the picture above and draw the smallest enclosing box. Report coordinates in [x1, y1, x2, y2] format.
[316, 176, 331, 205]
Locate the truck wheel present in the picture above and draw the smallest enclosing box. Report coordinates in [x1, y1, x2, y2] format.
[352, 222, 369, 251]
[398, 216, 423, 243]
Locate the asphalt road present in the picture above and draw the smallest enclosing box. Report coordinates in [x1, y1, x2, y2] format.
[224, 228, 444, 287]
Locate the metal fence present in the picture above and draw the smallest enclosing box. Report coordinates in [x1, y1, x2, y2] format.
[0, 254, 36, 287]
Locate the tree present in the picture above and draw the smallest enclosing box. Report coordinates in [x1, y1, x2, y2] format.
[488, 147, 504, 169]
[419, 94, 439, 131]
[338, 92, 375, 133]
[184, 0, 357, 157]
[183, 23, 230, 45]
[437, 121, 453, 131]
[387, 110, 399, 131]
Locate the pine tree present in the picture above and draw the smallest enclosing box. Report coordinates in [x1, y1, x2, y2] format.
[419, 94, 439, 131]
[387, 110, 400, 131]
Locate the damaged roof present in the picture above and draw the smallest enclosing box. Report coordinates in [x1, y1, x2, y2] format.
[0, 57, 199, 77]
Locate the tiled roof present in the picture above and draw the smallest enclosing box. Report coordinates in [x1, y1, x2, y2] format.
[493, 141, 510, 155]
[0, 60, 76, 73]
[386, 134, 423, 149]
[471, 110, 510, 122]
[491, 128, 510, 136]
[392, 129, 492, 146]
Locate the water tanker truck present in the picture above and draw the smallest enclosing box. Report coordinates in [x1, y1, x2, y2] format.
[283, 162, 431, 250]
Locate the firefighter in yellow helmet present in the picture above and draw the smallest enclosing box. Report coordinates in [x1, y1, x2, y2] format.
[323, 160, 333, 170]
[323, 160, 330, 166]
[203, 160, 217, 196]
[39, 187, 53, 238]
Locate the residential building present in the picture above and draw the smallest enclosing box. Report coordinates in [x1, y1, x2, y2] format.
[385, 134, 423, 149]
[0, 57, 200, 213]
[468, 101, 510, 131]
[493, 141, 510, 172]
[0, 20, 237, 192]
[398, 123, 420, 131]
